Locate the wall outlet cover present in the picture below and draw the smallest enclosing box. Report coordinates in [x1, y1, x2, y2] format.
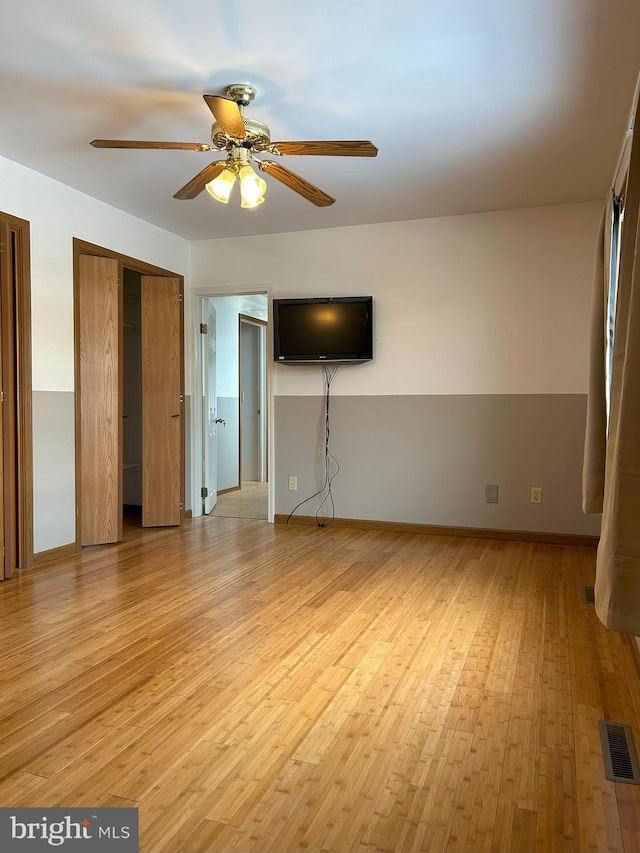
[485, 484, 499, 503]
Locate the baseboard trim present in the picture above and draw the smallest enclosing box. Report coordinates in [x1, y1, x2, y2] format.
[218, 485, 241, 496]
[33, 542, 77, 566]
[274, 514, 599, 547]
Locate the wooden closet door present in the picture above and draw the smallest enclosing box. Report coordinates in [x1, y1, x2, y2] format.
[78, 254, 122, 545]
[141, 276, 183, 527]
[0, 222, 17, 577]
[0, 222, 7, 576]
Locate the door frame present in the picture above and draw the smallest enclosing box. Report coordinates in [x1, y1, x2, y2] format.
[239, 314, 267, 485]
[73, 239, 185, 548]
[0, 211, 34, 573]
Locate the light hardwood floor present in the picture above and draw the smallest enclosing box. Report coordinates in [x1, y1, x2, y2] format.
[1, 517, 639, 853]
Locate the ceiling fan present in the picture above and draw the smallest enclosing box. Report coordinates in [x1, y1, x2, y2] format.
[91, 83, 378, 209]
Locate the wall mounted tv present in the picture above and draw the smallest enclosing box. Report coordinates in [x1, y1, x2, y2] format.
[273, 296, 374, 363]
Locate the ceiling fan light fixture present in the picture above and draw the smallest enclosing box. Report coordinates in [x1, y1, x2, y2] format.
[97, 83, 377, 206]
[239, 165, 267, 209]
[205, 167, 236, 203]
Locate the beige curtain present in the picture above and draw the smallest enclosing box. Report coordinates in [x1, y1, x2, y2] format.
[586, 93, 640, 633]
[582, 203, 611, 513]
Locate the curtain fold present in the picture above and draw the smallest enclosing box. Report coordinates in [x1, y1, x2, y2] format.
[592, 93, 640, 634]
[582, 204, 611, 513]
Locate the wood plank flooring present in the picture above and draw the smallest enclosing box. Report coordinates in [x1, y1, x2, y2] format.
[1, 517, 640, 853]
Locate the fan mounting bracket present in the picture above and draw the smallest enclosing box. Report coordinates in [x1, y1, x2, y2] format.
[226, 84, 256, 107]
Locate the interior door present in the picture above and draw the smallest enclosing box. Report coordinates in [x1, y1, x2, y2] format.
[0, 222, 7, 576]
[240, 320, 260, 481]
[0, 214, 34, 573]
[141, 276, 183, 526]
[202, 300, 218, 514]
[78, 254, 122, 545]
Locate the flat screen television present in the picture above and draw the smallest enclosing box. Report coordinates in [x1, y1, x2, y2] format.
[273, 296, 373, 363]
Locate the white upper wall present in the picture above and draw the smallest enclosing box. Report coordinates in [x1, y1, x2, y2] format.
[190, 201, 602, 397]
[0, 154, 190, 392]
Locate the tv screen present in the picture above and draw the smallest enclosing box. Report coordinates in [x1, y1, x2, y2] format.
[273, 297, 373, 363]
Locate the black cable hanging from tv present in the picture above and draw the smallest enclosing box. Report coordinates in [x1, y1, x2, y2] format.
[286, 365, 340, 527]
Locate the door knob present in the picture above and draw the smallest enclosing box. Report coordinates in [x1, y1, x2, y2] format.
[214, 418, 226, 426]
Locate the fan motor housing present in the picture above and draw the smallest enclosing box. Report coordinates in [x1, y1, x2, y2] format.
[211, 118, 271, 151]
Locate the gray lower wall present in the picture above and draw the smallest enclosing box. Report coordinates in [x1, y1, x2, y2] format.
[33, 390, 76, 553]
[275, 394, 601, 536]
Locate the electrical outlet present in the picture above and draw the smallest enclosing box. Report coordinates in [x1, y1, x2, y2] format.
[288, 476, 297, 491]
[531, 486, 542, 504]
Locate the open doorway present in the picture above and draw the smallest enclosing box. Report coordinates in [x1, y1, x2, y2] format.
[201, 293, 268, 520]
[74, 239, 185, 547]
[122, 269, 143, 526]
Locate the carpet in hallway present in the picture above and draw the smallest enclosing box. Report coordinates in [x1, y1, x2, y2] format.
[208, 480, 268, 519]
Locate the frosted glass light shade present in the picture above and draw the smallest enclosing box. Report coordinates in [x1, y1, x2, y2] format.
[239, 165, 267, 209]
[205, 168, 236, 203]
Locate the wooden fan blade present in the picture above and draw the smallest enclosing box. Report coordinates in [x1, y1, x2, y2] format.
[173, 161, 228, 200]
[258, 161, 335, 207]
[203, 95, 246, 139]
[91, 139, 212, 151]
[273, 141, 378, 157]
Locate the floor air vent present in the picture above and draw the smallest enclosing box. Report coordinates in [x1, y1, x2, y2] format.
[582, 585, 595, 604]
[599, 720, 640, 784]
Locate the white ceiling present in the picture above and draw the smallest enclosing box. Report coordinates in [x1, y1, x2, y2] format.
[1, 0, 639, 241]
